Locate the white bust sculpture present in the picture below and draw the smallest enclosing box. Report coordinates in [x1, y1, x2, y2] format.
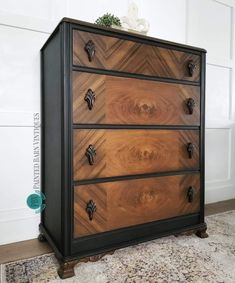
[121, 1, 149, 34]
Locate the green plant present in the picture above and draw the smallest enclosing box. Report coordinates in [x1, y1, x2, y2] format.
[95, 13, 121, 27]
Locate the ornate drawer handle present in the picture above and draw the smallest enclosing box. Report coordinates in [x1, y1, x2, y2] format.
[187, 186, 195, 203]
[188, 61, 196, 77]
[187, 143, 194, 159]
[84, 40, 96, 62]
[186, 98, 195, 114]
[86, 200, 96, 221]
[84, 89, 96, 110]
[85, 144, 96, 165]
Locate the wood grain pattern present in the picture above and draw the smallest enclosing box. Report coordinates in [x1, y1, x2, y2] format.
[73, 30, 200, 81]
[73, 174, 200, 238]
[73, 129, 199, 180]
[73, 72, 200, 125]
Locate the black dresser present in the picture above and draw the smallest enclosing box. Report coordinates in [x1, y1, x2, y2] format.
[40, 18, 207, 278]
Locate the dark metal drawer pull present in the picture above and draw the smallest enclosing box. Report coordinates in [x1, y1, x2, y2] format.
[187, 186, 195, 203]
[186, 98, 195, 114]
[86, 200, 96, 221]
[188, 61, 196, 77]
[85, 144, 96, 165]
[187, 143, 194, 159]
[84, 40, 96, 62]
[84, 89, 96, 110]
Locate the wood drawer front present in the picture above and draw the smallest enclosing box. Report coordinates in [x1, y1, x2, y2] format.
[73, 174, 200, 238]
[73, 129, 199, 181]
[73, 30, 200, 82]
[73, 72, 200, 125]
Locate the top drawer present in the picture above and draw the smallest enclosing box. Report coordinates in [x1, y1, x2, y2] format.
[73, 30, 200, 82]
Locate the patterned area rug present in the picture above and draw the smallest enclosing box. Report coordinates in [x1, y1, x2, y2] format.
[1, 211, 235, 283]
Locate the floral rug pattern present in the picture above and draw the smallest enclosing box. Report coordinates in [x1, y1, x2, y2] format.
[1, 210, 235, 283]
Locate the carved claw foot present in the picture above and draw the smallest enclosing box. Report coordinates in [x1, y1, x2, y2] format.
[174, 224, 208, 239]
[195, 225, 208, 239]
[58, 260, 79, 279]
[57, 251, 114, 278]
[38, 233, 46, 242]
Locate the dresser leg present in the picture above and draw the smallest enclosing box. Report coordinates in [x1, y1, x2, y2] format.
[174, 223, 209, 239]
[195, 224, 208, 239]
[57, 250, 114, 279]
[38, 233, 47, 242]
[58, 260, 79, 279]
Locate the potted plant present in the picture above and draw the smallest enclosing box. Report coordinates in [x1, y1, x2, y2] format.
[95, 13, 122, 30]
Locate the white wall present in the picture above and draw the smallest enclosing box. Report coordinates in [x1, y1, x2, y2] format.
[0, 0, 234, 245]
[186, 0, 235, 204]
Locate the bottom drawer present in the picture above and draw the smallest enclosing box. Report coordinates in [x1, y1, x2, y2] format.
[73, 174, 200, 238]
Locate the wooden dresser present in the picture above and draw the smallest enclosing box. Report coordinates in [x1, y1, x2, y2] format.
[40, 18, 207, 278]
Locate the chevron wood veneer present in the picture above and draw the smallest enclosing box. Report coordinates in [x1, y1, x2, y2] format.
[41, 18, 207, 279]
[73, 30, 200, 82]
[73, 174, 201, 237]
[73, 129, 199, 180]
[73, 72, 200, 125]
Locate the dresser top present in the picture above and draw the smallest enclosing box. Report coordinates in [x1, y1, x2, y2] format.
[43, 17, 206, 54]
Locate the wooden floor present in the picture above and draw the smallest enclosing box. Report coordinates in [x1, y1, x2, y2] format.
[0, 199, 235, 264]
[205, 198, 235, 216]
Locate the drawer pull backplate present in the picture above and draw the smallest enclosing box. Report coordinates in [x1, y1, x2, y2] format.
[186, 98, 195, 115]
[85, 144, 96, 165]
[187, 186, 195, 203]
[86, 200, 96, 221]
[188, 61, 196, 77]
[84, 40, 96, 62]
[187, 143, 194, 159]
[84, 89, 96, 110]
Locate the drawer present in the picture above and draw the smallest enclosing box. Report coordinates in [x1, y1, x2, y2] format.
[73, 129, 199, 180]
[73, 30, 200, 82]
[73, 174, 200, 238]
[73, 72, 200, 125]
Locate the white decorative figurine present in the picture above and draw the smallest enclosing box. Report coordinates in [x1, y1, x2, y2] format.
[121, 1, 149, 35]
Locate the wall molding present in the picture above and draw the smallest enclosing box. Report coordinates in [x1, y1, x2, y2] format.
[186, 0, 235, 205]
[207, 56, 233, 67]
[0, 111, 40, 127]
[214, 0, 235, 8]
[0, 11, 56, 34]
[205, 128, 232, 184]
[206, 119, 235, 128]
[0, 207, 38, 223]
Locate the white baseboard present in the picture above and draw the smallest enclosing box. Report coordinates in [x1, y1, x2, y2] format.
[205, 183, 235, 204]
[0, 208, 40, 245]
[0, 214, 40, 245]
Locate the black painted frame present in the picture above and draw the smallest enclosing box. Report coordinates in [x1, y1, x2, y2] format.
[40, 18, 206, 263]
